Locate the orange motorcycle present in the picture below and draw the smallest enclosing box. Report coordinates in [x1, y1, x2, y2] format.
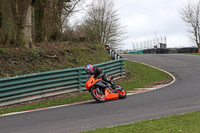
[85, 75, 126, 103]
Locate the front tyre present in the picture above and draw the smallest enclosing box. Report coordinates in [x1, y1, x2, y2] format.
[116, 86, 126, 99]
[91, 87, 106, 103]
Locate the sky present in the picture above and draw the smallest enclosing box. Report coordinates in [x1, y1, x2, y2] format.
[114, 0, 196, 49]
[70, 0, 197, 50]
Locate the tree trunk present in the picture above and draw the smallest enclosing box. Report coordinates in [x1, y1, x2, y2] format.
[0, 0, 17, 45]
[34, 0, 55, 42]
[16, 4, 33, 48]
[33, 0, 60, 42]
[12, 0, 34, 48]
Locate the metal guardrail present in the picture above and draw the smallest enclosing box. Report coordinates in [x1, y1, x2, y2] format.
[0, 58, 125, 107]
[109, 50, 123, 60]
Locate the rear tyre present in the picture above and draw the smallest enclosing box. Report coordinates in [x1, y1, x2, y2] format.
[91, 87, 106, 103]
[116, 85, 126, 99]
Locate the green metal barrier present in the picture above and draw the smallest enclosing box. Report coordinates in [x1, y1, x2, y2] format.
[127, 50, 143, 54]
[0, 59, 125, 106]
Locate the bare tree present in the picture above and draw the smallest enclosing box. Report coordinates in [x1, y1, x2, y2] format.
[62, 0, 83, 28]
[34, 0, 83, 42]
[83, 0, 125, 49]
[12, 0, 34, 48]
[180, 0, 200, 53]
[0, 0, 84, 46]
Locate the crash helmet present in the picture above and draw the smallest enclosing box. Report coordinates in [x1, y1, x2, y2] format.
[85, 64, 93, 74]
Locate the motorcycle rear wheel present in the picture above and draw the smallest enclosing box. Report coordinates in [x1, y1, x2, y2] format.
[91, 87, 106, 103]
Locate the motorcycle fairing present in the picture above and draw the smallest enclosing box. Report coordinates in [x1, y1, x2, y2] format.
[85, 75, 102, 90]
[105, 88, 119, 100]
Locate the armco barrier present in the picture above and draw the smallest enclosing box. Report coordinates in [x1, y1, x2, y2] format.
[0, 59, 125, 107]
[109, 50, 123, 60]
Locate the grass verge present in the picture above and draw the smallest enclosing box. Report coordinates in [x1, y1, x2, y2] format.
[117, 61, 172, 91]
[81, 111, 200, 133]
[181, 53, 200, 56]
[0, 60, 172, 115]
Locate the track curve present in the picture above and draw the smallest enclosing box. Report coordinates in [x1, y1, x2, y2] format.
[0, 54, 200, 133]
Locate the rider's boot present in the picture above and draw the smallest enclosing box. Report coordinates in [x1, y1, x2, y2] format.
[106, 77, 116, 91]
[110, 82, 117, 91]
[112, 83, 116, 89]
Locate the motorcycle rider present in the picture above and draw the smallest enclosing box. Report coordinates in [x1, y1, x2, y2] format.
[85, 64, 116, 90]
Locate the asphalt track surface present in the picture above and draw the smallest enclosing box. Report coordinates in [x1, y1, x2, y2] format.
[0, 54, 200, 133]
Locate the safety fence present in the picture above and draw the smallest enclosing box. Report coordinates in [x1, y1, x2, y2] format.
[109, 50, 123, 60]
[127, 50, 143, 54]
[0, 58, 125, 107]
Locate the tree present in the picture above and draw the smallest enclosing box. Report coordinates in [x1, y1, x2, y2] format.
[34, 0, 83, 42]
[0, 0, 83, 47]
[180, 0, 200, 53]
[83, 0, 125, 49]
[12, 0, 34, 48]
[0, 0, 17, 46]
[62, 0, 83, 29]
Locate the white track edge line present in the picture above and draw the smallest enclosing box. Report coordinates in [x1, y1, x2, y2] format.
[124, 58, 176, 96]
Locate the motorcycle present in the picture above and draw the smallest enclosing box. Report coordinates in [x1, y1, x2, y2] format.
[85, 75, 126, 103]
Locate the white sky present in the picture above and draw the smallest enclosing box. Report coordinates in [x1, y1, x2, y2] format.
[70, 0, 197, 50]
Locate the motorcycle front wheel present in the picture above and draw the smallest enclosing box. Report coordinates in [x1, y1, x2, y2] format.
[116, 85, 126, 99]
[91, 87, 106, 103]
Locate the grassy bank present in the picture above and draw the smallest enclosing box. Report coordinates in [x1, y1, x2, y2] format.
[0, 60, 172, 115]
[0, 43, 111, 78]
[82, 111, 200, 133]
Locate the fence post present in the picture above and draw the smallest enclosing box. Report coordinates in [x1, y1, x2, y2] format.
[109, 49, 111, 55]
[120, 59, 124, 77]
[78, 68, 81, 91]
